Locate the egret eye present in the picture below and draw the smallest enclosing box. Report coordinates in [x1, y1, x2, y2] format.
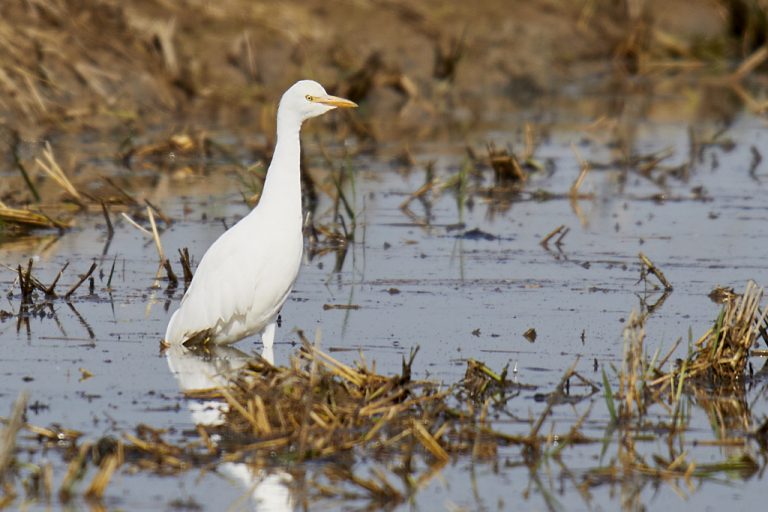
[305, 94, 313, 101]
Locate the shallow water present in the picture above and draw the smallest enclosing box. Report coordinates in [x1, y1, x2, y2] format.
[1, 92, 768, 510]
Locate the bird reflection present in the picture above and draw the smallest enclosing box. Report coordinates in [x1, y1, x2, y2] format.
[165, 343, 293, 511]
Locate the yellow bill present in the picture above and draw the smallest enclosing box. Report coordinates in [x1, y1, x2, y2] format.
[313, 95, 358, 108]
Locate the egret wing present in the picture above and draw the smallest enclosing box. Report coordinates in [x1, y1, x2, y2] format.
[165, 219, 272, 344]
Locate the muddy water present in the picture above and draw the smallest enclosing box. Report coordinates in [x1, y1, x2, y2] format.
[1, 101, 768, 510]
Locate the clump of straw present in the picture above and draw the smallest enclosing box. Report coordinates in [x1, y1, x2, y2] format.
[686, 280, 768, 383]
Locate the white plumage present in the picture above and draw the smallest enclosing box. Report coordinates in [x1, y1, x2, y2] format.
[164, 80, 357, 347]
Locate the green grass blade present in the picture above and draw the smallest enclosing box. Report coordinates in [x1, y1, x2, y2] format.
[601, 367, 617, 424]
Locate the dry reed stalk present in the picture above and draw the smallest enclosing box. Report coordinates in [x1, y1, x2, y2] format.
[84, 455, 119, 499]
[178, 248, 194, 287]
[361, 391, 449, 417]
[25, 423, 81, 442]
[45, 261, 70, 297]
[639, 252, 673, 291]
[64, 262, 97, 299]
[35, 143, 86, 208]
[16, 259, 33, 304]
[303, 345, 369, 388]
[147, 206, 165, 263]
[145, 199, 172, 226]
[121, 432, 185, 471]
[732, 45, 768, 81]
[162, 259, 179, 287]
[100, 202, 113, 238]
[0, 393, 27, 481]
[322, 303, 360, 310]
[619, 312, 649, 419]
[730, 82, 768, 114]
[59, 442, 91, 501]
[569, 142, 591, 197]
[523, 123, 536, 161]
[540, 224, 568, 248]
[399, 177, 439, 210]
[0, 202, 67, 230]
[120, 213, 151, 236]
[487, 143, 526, 184]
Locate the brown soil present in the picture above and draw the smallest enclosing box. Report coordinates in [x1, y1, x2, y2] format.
[0, 0, 732, 137]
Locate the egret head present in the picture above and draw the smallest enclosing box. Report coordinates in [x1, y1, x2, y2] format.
[279, 80, 357, 123]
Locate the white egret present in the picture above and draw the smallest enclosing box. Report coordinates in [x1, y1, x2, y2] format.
[164, 80, 357, 347]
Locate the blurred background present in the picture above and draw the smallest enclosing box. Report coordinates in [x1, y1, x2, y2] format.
[0, 0, 765, 136]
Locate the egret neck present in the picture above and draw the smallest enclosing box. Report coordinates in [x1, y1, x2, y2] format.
[257, 109, 303, 229]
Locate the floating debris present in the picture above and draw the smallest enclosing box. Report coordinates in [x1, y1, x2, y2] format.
[458, 228, 497, 241]
[540, 224, 569, 248]
[487, 143, 527, 184]
[708, 285, 738, 304]
[638, 252, 674, 291]
[322, 304, 361, 311]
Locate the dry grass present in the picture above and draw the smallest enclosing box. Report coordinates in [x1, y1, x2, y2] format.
[683, 280, 767, 382]
[35, 143, 86, 209]
[0, 202, 68, 231]
[190, 341, 491, 462]
[584, 279, 768, 502]
[612, 282, 768, 412]
[0, 393, 26, 481]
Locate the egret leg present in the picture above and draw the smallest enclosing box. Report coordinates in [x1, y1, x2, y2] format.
[261, 345, 275, 365]
[261, 321, 276, 348]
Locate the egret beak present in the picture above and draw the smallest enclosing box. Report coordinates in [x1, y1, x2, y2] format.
[314, 95, 358, 108]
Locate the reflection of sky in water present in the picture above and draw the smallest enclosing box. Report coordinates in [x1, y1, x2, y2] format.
[0, 111, 766, 510]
